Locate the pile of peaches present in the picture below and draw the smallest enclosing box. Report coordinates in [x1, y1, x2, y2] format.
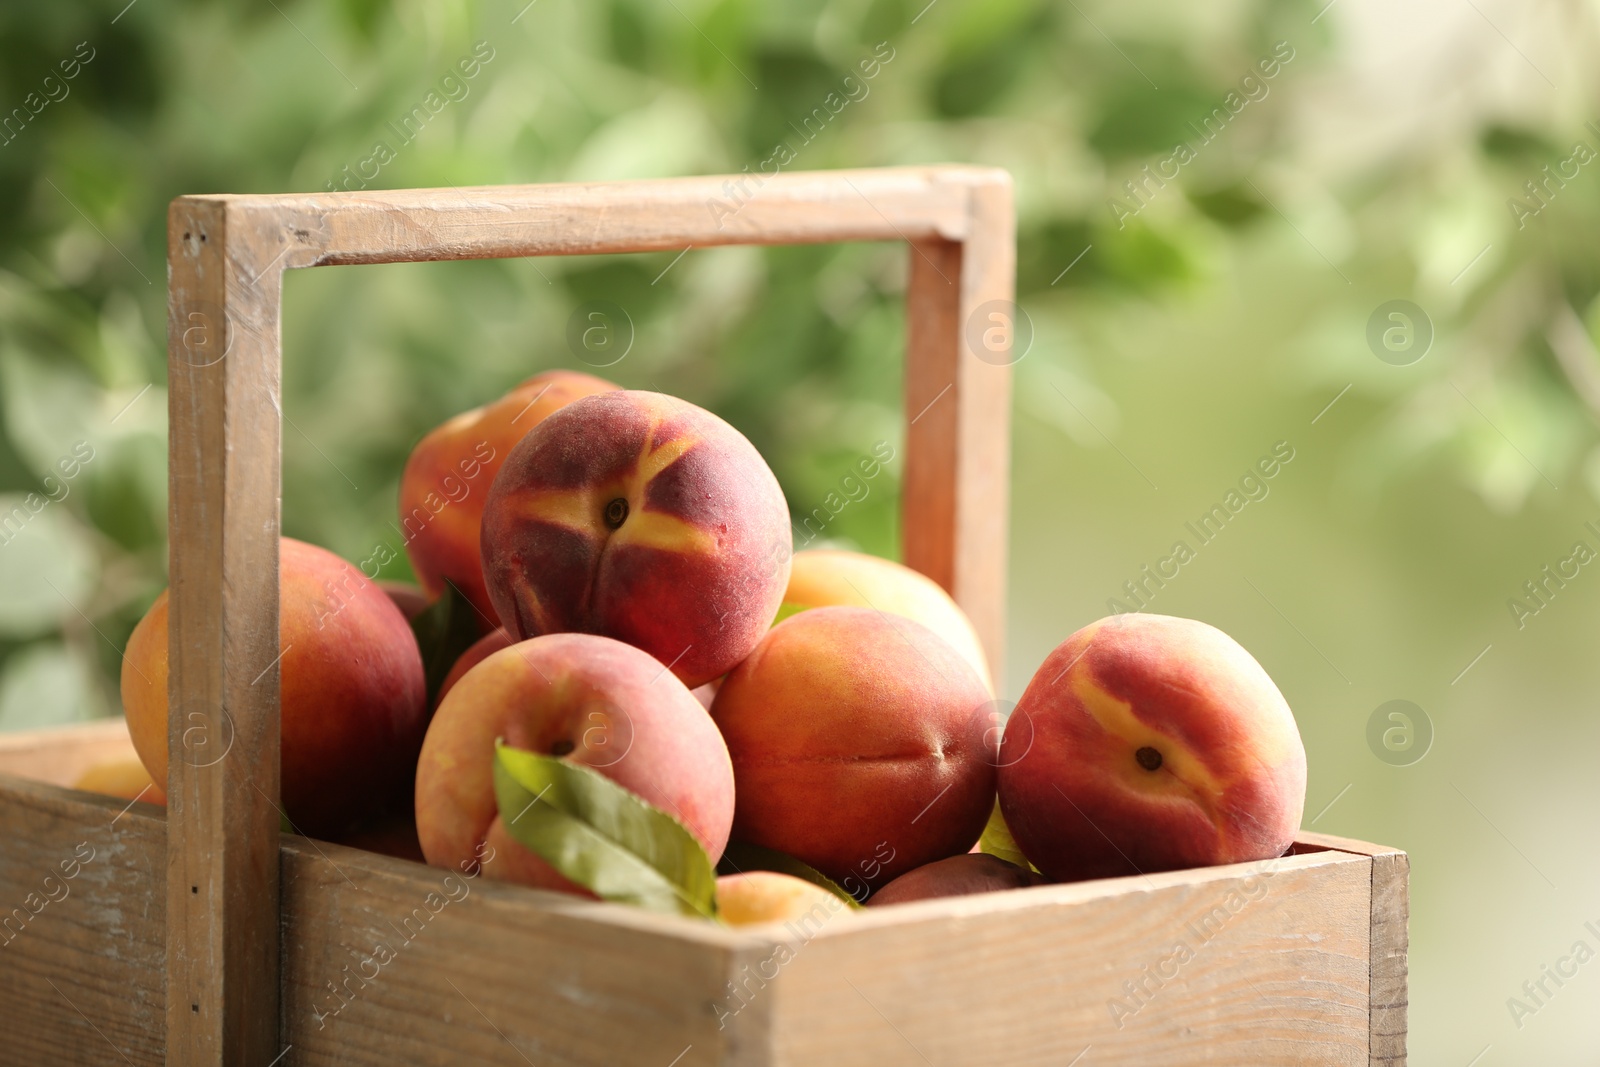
[105, 370, 1307, 925]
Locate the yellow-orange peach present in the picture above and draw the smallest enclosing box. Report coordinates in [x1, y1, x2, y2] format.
[865, 853, 1041, 906]
[415, 633, 735, 895]
[710, 606, 995, 891]
[481, 390, 790, 688]
[715, 871, 848, 927]
[400, 370, 619, 628]
[121, 538, 428, 837]
[72, 758, 166, 806]
[782, 549, 993, 692]
[998, 614, 1306, 882]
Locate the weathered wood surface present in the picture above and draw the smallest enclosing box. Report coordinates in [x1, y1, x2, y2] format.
[166, 195, 285, 1065]
[195, 166, 991, 266]
[0, 777, 165, 1067]
[773, 846, 1374, 1066]
[0, 751, 1403, 1066]
[1297, 831, 1410, 1065]
[901, 170, 1013, 675]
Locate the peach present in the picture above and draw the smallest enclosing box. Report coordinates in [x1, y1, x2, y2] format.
[72, 758, 166, 806]
[400, 370, 619, 628]
[709, 606, 995, 890]
[715, 871, 848, 927]
[480, 390, 790, 688]
[415, 633, 735, 895]
[866, 853, 1042, 906]
[121, 537, 428, 837]
[997, 614, 1306, 882]
[782, 549, 993, 692]
[434, 627, 514, 708]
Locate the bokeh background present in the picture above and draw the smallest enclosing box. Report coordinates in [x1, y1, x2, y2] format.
[2, 0, 1598, 1061]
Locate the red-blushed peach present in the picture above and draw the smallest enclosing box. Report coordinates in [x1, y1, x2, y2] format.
[72, 758, 166, 806]
[121, 538, 428, 837]
[782, 548, 993, 693]
[434, 627, 514, 709]
[400, 370, 620, 628]
[997, 614, 1307, 882]
[414, 633, 735, 896]
[715, 871, 849, 927]
[865, 853, 1042, 906]
[709, 606, 995, 890]
[480, 390, 790, 688]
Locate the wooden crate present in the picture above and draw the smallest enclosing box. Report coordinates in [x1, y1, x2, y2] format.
[0, 167, 1406, 1066]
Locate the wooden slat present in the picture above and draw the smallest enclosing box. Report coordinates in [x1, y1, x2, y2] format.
[902, 236, 964, 637]
[951, 172, 1014, 677]
[1, 768, 1406, 1065]
[280, 837, 761, 1065]
[0, 778, 165, 1067]
[1367, 850, 1409, 1065]
[772, 848, 1374, 1065]
[188, 167, 982, 269]
[166, 198, 284, 1064]
[1245, 831, 1411, 1065]
[0, 778, 764, 1066]
[901, 170, 1013, 677]
[0, 719, 141, 788]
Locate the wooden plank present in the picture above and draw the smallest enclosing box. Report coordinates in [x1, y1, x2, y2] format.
[1293, 830, 1400, 857]
[901, 170, 1013, 680]
[902, 236, 964, 636]
[0, 720, 140, 788]
[166, 197, 285, 1064]
[185, 167, 988, 270]
[1275, 832, 1411, 1063]
[279, 837, 764, 1066]
[0, 768, 1404, 1066]
[1367, 850, 1409, 1066]
[950, 171, 1014, 680]
[771, 849, 1374, 1066]
[0, 778, 166, 1067]
[0, 773, 767, 1067]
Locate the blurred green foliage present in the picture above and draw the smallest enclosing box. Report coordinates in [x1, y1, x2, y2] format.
[5, 2, 1600, 1059]
[0, 0, 1335, 724]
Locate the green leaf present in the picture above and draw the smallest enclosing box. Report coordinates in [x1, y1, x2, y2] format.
[716, 841, 861, 909]
[492, 742, 717, 919]
[409, 580, 483, 708]
[771, 600, 811, 626]
[978, 799, 1038, 873]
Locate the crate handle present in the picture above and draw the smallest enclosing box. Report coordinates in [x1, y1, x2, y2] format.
[164, 165, 1013, 1063]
